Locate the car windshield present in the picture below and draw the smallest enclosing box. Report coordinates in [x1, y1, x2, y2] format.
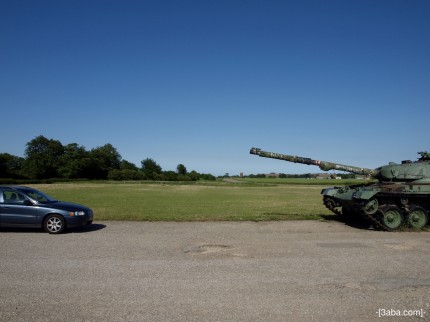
[24, 189, 57, 204]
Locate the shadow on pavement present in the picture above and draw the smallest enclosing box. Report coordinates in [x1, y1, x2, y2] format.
[322, 214, 373, 230]
[68, 223, 107, 234]
[0, 223, 107, 234]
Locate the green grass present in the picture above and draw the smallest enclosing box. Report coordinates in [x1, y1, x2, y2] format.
[29, 181, 335, 222]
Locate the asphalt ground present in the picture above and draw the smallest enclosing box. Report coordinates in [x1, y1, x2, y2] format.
[1, 220, 429, 321]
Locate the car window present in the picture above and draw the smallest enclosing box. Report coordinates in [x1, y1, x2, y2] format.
[25, 190, 54, 203]
[3, 191, 27, 205]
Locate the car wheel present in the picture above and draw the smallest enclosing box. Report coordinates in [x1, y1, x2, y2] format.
[44, 214, 66, 234]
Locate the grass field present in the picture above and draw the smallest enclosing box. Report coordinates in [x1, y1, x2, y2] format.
[26, 180, 344, 222]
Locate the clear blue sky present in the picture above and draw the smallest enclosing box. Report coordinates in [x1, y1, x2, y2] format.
[1, 0, 429, 175]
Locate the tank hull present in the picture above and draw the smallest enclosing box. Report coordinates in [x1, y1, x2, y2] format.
[322, 183, 430, 230]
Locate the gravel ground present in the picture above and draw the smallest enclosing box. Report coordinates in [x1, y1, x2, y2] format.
[1, 220, 429, 321]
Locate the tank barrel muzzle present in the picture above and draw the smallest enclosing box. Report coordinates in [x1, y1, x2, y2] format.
[250, 147, 261, 155]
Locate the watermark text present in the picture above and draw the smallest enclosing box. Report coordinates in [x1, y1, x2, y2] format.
[376, 308, 426, 318]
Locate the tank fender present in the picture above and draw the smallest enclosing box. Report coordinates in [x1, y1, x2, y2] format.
[353, 188, 379, 200]
[321, 187, 339, 197]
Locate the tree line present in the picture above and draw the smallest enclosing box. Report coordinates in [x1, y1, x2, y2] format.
[0, 135, 216, 182]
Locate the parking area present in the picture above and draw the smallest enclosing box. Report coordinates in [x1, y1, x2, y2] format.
[1, 221, 429, 321]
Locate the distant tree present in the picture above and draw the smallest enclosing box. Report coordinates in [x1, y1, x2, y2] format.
[141, 158, 162, 180]
[176, 164, 187, 175]
[163, 170, 178, 181]
[188, 170, 200, 181]
[199, 173, 216, 181]
[121, 169, 143, 180]
[89, 144, 122, 179]
[0, 154, 7, 177]
[108, 168, 143, 181]
[2, 135, 221, 182]
[107, 169, 122, 181]
[121, 160, 138, 171]
[248, 174, 266, 178]
[23, 135, 64, 179]
[58, 143, 93, 179]
[178, 174, 192, 181]
[0, 153, 25, 178]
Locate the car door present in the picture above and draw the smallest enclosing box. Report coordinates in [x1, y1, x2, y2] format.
[0, 190, 37, 226]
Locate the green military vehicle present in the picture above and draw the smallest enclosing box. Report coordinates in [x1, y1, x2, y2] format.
[250, 147, 430, 231]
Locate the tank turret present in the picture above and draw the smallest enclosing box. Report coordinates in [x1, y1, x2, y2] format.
[250, 147, 430, 231]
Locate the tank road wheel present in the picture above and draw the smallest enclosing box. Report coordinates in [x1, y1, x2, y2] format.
[407, 206, 428, 229]
[363, 198, 379, 215]
[377, 206, 404, 231]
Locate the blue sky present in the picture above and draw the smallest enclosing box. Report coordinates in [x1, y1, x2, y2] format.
[1, 0, 429, 176]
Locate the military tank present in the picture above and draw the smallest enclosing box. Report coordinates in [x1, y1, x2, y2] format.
[250, 147, 430, 231]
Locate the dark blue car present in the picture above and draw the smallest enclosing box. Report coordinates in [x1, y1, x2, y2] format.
[0, 186, 93, 234]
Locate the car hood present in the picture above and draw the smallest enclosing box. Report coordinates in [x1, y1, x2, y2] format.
[41, 201, 91, 212]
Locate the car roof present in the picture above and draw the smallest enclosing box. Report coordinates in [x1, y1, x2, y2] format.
[0, 185, 33, 191]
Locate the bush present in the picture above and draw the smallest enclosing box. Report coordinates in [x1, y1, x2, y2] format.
[200, 173, 216, 181]
[108, 169, 144, 181]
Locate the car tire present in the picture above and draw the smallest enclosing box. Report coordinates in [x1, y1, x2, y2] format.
[44, 214, 66, 234]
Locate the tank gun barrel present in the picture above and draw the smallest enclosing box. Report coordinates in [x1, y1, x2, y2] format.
[250, 147, 379, 177]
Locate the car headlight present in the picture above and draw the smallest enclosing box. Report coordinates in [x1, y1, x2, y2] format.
[69, 211, 85, 216]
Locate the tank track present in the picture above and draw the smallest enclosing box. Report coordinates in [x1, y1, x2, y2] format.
[323, 199, 387, 231]
[323, 197, 342, 216]
[360, 210, 386, 231]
